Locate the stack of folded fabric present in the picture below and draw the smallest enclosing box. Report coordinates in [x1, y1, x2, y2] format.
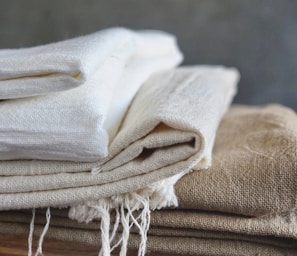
[143, 104, 297, 255]
[0, 27, 241, 256]
[1, 104, 296, 256]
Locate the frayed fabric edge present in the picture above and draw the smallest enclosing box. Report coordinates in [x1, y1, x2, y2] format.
[69, 174, 182, 256]
[68, 194, 152, 256]
[26, 174, 182, 256]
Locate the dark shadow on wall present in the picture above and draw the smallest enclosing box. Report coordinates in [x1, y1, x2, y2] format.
[1, 0, 296, 110]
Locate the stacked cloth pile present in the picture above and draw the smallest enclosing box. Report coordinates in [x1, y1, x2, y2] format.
[1, 27, 296, 256]
[1, 105, 297, 256]
[0, 27, 240, 256]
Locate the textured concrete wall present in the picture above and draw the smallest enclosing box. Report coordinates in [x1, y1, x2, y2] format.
[1, 0, 296, 110]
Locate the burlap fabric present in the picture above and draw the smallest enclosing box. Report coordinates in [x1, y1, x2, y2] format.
[176, 104, 297, 217]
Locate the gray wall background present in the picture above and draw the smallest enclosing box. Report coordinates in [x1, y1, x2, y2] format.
[1, 0, 296, 110]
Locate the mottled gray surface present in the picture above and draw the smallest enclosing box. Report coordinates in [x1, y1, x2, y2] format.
[0, 0, 296, 110]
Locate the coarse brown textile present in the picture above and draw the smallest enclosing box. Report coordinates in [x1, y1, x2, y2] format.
[176, 104, 297, 217]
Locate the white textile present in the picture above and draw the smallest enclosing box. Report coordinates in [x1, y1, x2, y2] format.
[0, 28, 182, 161]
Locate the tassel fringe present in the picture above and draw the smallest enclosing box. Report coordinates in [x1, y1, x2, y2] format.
[28, 207, 51, 256]
[27, 175, 181, 256]
[69, 192, 152, 256]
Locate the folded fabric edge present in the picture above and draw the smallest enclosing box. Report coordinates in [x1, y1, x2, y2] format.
[0, 221, 296, 256]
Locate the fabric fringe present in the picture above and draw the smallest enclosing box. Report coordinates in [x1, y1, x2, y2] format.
[26, 175, 181, 256]
[28, 208, 36, 256]
[28, 207, 51, 256]
[68, 193, 152, 256]
[68, 175, 182, 256]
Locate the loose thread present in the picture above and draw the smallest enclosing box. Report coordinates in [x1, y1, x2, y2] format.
[119, 204, 130, 256]
[138, 198, 150, 256]
[96, 203, 110, 256]
[111, 208, 136, 253]
[126, 194, 150, 256]
[28, 208, 36, 256]
[35, 207, 51, 256]
[109, 207, 120, 252]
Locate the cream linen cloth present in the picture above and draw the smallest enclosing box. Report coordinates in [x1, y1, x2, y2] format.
[1, 104, 296, 256]
[0, 66, 238, 256]
[0, 66, 238, 211]
[0, 28, 183, 161]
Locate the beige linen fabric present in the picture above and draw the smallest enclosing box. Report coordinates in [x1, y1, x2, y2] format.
[0, 66, 238, 212]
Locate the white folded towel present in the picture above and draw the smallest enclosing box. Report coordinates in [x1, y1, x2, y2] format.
[0, 28, 181, 99]
[0, 28, 182, 161]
